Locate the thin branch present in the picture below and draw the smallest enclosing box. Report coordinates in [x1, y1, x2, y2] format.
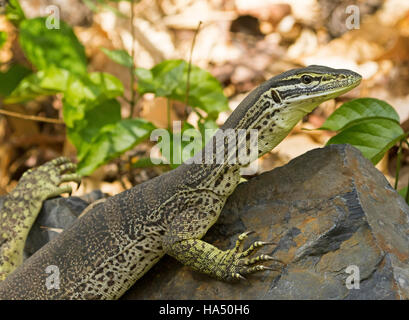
[167, 98, 172, 131]
[40, 226, 63, 233]
[0, 108, 64, 124]
[404, 136, 409, 148]
[184, 21, 202, 118]
[394, 140, 403, 189]
[405, 177, 409, 203]
[403, 136, 409, 203]
[129, 0, 137, 118]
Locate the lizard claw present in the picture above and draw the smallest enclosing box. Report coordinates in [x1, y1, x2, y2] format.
[223, 231, 283, 281]
[232, 273, 247, 281]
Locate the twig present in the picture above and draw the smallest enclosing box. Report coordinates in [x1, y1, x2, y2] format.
[0, 108, 64, 124]
[39, 226, 63, 233]
[129, 0, 137, 118]
[167, 98, 172, 131]
[184, 21, 202, 118]
[404, 137, 409, 203]
[394, 140, 403, 189]
[405, 177, 409, 203]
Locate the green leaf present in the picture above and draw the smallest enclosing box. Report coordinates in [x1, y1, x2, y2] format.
[76, 118, 156, 175]
[181, 122, 204, 163]
[326, 119, 405, 164]
[135, 59, 228, 117]
[88, 72, 124, 98]
[321, 98, 400, 131]
[398, 187, 408, 204]
[38, 67, 72, 92]
[160, 122, 205, 168]
[66, 98, 122, 161]
[136, 60, 185, 97]
[0, 64, 32, 97]
[4, 66, 71, 103]
[0, 31, 7, 49]
[176, 63, 229, 118]
[398, 187, 407, 197]
[63, 72, 124, 127]
[5, 0, 26, 26]
[198, 119, 219, 144]
[134, 67, 155, 92]
[156, 119, 220, 168]
[101, 48, 133, 68]
[4, 70, 59, 104]
[19, 17, 87, 75]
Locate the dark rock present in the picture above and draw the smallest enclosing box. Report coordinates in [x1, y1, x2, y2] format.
[122, 144, 409, 300]
[23, 190, 106, 258]
[19, 144, 409, 299]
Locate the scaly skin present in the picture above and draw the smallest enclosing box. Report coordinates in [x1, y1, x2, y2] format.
[0, 65, 362, 299]
[0, 157, 81, 281]
[166, 231, 279, 280]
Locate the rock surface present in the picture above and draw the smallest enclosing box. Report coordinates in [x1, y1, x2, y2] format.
[121, 144, 409, 299]
[21, 144, 409, 299]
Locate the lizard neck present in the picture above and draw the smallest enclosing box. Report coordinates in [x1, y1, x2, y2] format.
[181, 101, 290, 197]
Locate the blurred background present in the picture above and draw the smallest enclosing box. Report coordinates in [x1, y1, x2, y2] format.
[1, 0, 409, 198]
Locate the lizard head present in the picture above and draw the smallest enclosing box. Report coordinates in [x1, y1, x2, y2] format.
[218, 65, 362, 160]
[271, 65, 362, 112]
[222, 65, 362, 133]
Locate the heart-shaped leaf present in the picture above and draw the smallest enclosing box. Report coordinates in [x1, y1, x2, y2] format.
[320, 98, 400, 131]
[19, 17, 87, 75]
[76, 118, 156, 175]
[326, 118, 405, 164]
[135, 59, 228, 118]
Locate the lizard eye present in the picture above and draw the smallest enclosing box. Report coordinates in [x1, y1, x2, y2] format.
[301, 75, 313, 84]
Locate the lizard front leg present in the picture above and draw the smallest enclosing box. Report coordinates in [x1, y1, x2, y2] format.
[164, 225, 282, 281]
[0, 157, 81, 281]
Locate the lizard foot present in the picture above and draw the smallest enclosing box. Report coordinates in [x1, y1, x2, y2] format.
[0, 157, 82, 280]
[17, 157, 82, 201]
[222, 231, 284, 281]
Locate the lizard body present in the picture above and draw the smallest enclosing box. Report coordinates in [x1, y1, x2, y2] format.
[0, 65, 361, 299]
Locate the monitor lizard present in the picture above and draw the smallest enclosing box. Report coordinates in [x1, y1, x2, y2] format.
[0, 65, 362, 299]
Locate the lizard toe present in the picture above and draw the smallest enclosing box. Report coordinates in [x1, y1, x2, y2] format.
[50, 157, 72, 166]
[58, 162, 77, 175]
[59, 173, 82, 185]
[239, 240, 275, 258]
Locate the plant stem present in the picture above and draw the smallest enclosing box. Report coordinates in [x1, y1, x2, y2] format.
[184, 21, 202, 119]
[167, 98, 171, 132]
[394, 139, 403, 189]
[403, 137, 409, 203]
[129, 0, 136, 118]
[405, 177, 409, 203]
[404, 137, 409, 149]
[0, 108, 64, 124]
